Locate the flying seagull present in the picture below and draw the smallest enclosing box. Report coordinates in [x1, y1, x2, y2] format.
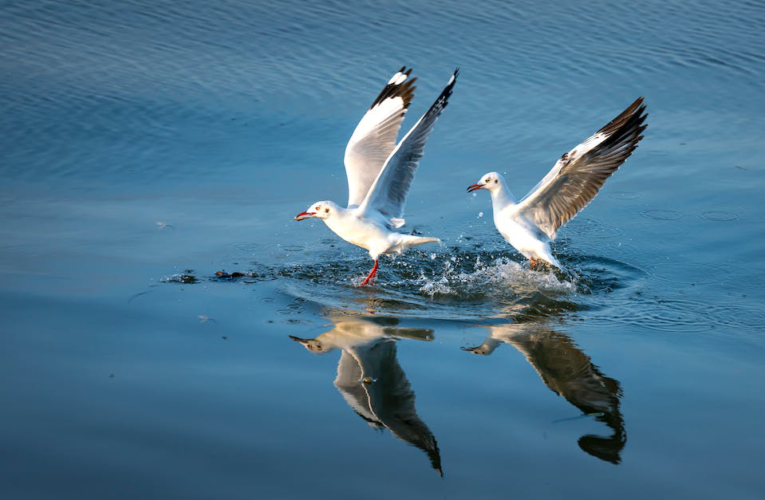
[468, 98, 647, 271]
[295, 67, 458, 285]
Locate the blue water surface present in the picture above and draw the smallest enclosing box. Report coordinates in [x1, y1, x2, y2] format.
[1, 1, 764, 498]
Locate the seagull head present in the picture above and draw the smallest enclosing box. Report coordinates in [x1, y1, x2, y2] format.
[467, 172, 504, 194]
[294, 200, 337, 221]
[289, 335, 328, 354]
[460, 343, 496, 355]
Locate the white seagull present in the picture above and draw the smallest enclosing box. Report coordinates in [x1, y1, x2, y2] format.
[295, 67, 458, 285]
[468, 98, 648, 271]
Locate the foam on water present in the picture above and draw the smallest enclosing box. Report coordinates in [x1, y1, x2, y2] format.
[415, 256, 575, 298]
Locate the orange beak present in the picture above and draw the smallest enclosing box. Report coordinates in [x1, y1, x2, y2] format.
[467, 183, 484, 193]
[294, 211, 316, 221]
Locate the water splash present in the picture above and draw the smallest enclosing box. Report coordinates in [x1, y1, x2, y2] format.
[415, 256, 576, 298]
[160, 245, 650, 322]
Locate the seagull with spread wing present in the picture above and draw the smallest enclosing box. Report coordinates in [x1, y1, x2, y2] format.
[468, 98, 648, 271]
[295, 67, 458, 285]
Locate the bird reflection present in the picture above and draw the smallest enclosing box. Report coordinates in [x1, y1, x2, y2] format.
[290, 316, 442, 475]
[464, 322, 626, 464]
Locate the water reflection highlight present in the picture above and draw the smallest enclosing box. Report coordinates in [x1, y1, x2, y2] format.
[464, 322, 625, 464]
[290, 316, 442, 475]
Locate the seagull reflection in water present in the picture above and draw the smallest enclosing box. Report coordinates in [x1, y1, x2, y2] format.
[290, 316, 442, 475]
[464, 322, 626, 464]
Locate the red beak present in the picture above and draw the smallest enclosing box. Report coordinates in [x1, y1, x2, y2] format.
[294, 211, 316, 221]
[467, 183, 484, 193]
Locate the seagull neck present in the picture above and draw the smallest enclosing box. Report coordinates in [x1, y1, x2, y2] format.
[323, 205, 350, 230]
[490, 181, 516, 210]
[481, 336, 502, 355]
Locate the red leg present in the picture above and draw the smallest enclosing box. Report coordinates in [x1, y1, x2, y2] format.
[360, 260, 379, 286]
[530, 258, 538, 270]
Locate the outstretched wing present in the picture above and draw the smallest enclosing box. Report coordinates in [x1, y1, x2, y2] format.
[359, 69, 459, 220]
[344, 67, 417, 208]
[516, 98, 648, 239]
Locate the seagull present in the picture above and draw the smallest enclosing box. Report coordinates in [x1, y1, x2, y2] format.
[468, 98, 648, 271]
[295, 67, 458, 285]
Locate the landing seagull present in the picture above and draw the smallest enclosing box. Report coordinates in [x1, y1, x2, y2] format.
[468, 98, 648, 271]
[295, 67, 458, 285]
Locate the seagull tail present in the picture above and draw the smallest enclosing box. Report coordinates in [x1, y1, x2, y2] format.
[398, 235, 440, 249]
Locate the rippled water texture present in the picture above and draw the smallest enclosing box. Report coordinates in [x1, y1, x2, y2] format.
[1, 0, 764, 498]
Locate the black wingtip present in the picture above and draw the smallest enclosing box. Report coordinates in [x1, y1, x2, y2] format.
[370, 67, 417, 109]
[598, 97, 648, 136]
[600, 99, 649, 152]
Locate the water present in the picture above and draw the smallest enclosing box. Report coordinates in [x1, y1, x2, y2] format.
[1, 0, 764, 498]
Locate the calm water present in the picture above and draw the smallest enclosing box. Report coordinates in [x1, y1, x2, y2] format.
[1, 0, 764, 498]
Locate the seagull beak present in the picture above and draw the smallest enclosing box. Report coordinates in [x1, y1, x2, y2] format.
[294, 211, 316, 221]
[467, 183, 484, 193]
[288, 335, 311, 345]
[460, 345, 488, 355]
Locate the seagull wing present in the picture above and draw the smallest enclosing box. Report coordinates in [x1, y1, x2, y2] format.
[515, 98, 648, 239]
[359, 69, 458, 221]
[344, 67, 417, 208]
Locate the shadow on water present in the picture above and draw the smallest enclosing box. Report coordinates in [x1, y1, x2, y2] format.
[288, 315, 443, 476]
[463, 321, 626, 464]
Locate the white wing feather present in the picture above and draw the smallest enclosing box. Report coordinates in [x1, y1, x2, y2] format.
[516, 98, 648, 239]
[344, 68, 417, 208]
[359, 70, 458, 221]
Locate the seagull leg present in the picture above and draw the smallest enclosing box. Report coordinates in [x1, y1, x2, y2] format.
[360, 260, 379, 286]
[530, 258, 538, 270]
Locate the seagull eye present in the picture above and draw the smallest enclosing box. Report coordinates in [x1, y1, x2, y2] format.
[494, 179, 498, 184]
[325, 208, 329, 213]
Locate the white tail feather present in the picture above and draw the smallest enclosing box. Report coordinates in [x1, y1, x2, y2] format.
[398, 235, 440, 249]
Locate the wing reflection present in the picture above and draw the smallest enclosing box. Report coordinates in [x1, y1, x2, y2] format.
[464, 322, 626, 464]
[290, 316, 442, 475]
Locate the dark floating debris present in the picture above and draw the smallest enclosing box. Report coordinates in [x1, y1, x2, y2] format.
[215, 270, 261, 280]
[163, 267, 270, 285]
[162, 271, 199, 284]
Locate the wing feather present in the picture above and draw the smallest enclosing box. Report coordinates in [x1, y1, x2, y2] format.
[359, 69, 459, 220]
[516, 98, 648, 239]
[344, 67, 417, 208]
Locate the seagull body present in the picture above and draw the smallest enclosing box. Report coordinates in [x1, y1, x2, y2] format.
[316, 201, 436, 265]
[468, 98, 648, 270]
[296, 67, 458, 285]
